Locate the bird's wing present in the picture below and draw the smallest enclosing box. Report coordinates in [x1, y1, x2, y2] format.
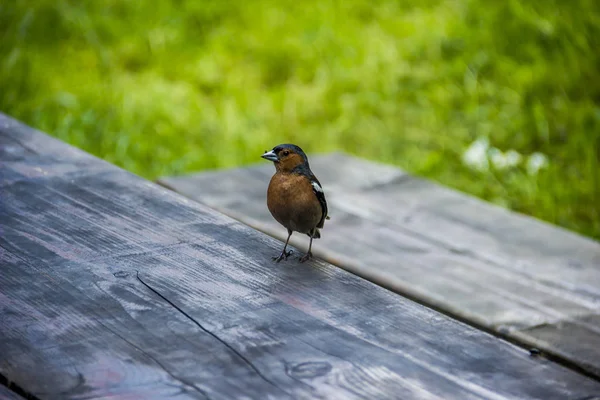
[310, 175, 329, 228]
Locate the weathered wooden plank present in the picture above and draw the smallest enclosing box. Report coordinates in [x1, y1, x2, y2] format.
[158, 152, 600, 378]
[0, 385, 26, 400]
[2, 113, 600, 400]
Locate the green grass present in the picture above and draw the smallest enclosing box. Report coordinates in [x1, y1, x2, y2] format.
[1, 0, 599, 240]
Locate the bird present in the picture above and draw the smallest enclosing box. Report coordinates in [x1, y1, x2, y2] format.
[261, 144, 329, 263]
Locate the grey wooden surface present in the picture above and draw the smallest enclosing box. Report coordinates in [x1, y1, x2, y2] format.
[159, 151, 600, 379]
[2, 116, 600, 400]
[0, 385, 26, 400]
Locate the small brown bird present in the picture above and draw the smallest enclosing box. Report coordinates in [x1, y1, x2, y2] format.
[261, 144, 329, 262]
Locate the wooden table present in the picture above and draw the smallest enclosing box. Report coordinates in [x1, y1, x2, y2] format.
[159, 152, 600, 380]
[0, 385, 26, 400]
[2, 112, 600, 399]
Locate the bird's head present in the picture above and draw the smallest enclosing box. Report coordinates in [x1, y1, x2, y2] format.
[261, 144, 309, 173]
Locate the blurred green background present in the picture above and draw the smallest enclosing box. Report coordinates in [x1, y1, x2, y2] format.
[1, 0, 599, 239]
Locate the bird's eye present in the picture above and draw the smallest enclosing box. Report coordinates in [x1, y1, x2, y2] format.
[282, 150, 290, 156]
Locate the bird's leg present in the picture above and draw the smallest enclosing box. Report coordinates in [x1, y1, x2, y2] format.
[299, 234, 314, 263]
[273, 230, 293, 262]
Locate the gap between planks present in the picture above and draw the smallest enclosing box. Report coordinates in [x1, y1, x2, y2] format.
[0, 375, 35, 400]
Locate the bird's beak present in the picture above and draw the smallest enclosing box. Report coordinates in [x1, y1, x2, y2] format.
[261, 149, 279, 162]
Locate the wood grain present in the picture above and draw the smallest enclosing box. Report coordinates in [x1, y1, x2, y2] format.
[2, 112, 600, 400]
[0, 385, 26, 400]
[159, 151, 600, 378]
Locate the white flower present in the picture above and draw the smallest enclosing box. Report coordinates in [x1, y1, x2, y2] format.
[527, 152, 549, 175]
[490, 148, 523, 170]
[462, 137, 490, 171]
[462, 137, 546, 174]
[504, 150, 523, 167]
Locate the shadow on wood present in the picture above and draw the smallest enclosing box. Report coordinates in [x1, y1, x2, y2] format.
[0, 384, 27, 400]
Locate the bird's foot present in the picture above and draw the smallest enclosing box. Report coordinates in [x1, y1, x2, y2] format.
[299, 252, 313, 263]
[273, 249, 293, 263]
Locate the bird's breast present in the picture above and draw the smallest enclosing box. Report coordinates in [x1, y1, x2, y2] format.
[267, 173, 322, 233]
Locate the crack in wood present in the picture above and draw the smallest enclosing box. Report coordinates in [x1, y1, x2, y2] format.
[0, 373, 42, 400]
[135, 271, 291, 397]
[97, 320, 212, 400]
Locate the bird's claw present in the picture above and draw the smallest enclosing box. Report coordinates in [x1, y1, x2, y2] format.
[299, 252, 312, 263]
[273, 249, 293, 263]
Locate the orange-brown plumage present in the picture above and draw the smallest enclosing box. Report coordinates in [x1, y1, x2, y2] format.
[267, 173, 322, 236]
[261, 144, 329, 263]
